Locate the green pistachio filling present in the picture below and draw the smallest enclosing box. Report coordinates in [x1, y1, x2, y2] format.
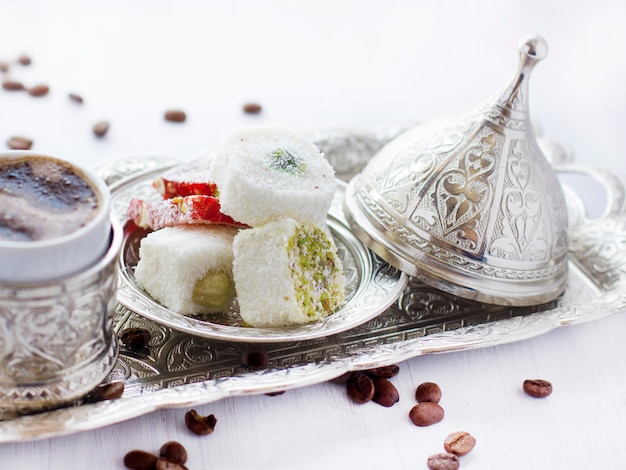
[192, 271, 232, 308]
[288, 225, 343, 319]
[268, 148, 305, 175]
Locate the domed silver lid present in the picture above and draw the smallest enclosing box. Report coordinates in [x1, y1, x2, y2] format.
[344, 35, 568, 306]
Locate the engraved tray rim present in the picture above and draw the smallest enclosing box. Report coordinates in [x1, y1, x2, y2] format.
[2, 285, 623, 443]
[1, 132, 625, 443]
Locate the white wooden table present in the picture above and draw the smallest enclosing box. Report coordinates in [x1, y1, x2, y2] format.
[1, 1, 625, 468]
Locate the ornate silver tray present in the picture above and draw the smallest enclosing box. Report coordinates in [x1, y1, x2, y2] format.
[1, 129, 625, 443]
[112, 167, 407, 342]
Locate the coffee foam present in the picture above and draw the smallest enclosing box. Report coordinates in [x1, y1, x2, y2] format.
[0, 156, 100, 242]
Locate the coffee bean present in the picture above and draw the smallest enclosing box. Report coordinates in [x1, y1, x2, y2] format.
[241, 345, 269, 370]
[372, 377, 399, 407]
[84, 381, 125, 403]
[7, 136, 33, 150]
[444, 431, 476, 456]
[184, 409, 217, 436]
[93, 120, 109, 137]
[243, 102, 262, 114]
[17, 54, 31, 66]
[164, 109, 186, 123]
[99, 381, 125, 400]
[28, 84, 49, 97]
[409, 402, 444, 426]
[159, 441, 187, 465]
[415, 381, 442, 403]
[523, 379, 552, 398]
[346, 373, 375, 404]
[123, 449, 158, 470]
[427, 453, 459, 470]
[68, 93, 84, 104]
[265, 390, 285, 396]
[0, 61, 10, 73]
[119, 327, 152, 350]
[155, 458, 188, 470]
[2, 79, 24, 91]
[366, 364, 400, 379]
[329, 371, 359, 384]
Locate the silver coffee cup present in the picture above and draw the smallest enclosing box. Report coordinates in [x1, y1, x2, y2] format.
[0, 153, 122, 417]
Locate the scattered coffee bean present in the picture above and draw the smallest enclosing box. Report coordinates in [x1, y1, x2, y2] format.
[125, 442, 189, 470]
[159, 458, 188, 470]
[241, 345, 269, 370]
[427, 452, 460, 470]
[83, 381, 124, 403]
[184, 409, 217, 436]
[415, 381, 442, 403]
[243, 102, 262, 114]
[155, 458, 188, 470]
[265, 390, 285, 396]
[523, 379, 552, 398]
[2, 79, 24, 91]
[123, 449, 158, 470]
[7, 136, 33, 150]
[159, 441, 187, 465]
[444, 431, 476, 456]
[17, 54, 31, 66]
[0, 61, 10, 73]
[346, 373, 375, 404]
[119, 327, 152, 350]
[372, 377, 399, 407]
[93, 120, 109, 137]
[27, 84, 49, 97]
[329, 371, 359, 384]
[164, 109, 186, 123]
[409, 402, 444, 426]
[68, 92, 84, 104]
[366, 364, 400, 379]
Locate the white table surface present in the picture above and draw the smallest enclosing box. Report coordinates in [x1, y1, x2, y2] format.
[2, 1, 626, 469]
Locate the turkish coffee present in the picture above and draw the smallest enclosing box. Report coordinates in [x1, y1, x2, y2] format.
[0, 156, 100, 242]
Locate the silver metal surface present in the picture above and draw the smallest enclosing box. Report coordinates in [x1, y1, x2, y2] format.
[0, 128, 624, 442]
[112, 166, 407, 342]
[344, 35, 569, 306]
[0, 217, 123, 419]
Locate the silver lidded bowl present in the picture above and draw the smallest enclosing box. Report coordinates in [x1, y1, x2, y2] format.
[344, 34, 568, 306]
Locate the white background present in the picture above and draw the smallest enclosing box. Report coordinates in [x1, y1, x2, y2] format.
[1, 1, 626, 469]
[1, 0, 625, 171]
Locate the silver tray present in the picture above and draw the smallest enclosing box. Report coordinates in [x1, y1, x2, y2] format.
[1, 128, 625, 443]
[113, 167, 407, 342]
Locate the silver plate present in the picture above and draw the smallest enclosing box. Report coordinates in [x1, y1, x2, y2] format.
[112, 165, 407, 342]
[1, 129, 624, 443]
